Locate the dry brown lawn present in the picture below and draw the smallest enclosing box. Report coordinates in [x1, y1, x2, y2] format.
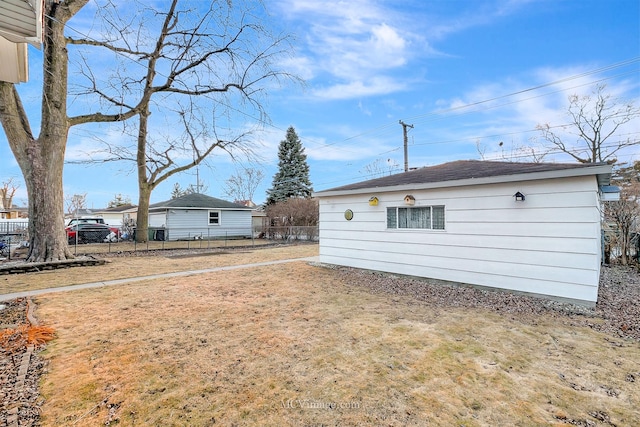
[14, 244, 640, 426]
[0, 244, 317, 294]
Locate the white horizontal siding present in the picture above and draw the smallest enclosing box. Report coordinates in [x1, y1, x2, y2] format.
[165, 209, 251, 240]
[320, 228, 597, 254]
[0, 0, 37, 37]
[319, 238, 597, 270]
[318, 175, 602, 304]
[148, 212, 166, 228]
[318, 254, 599, 303]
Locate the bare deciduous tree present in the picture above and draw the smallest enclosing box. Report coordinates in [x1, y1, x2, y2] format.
[537, 83, 639, 164]
[360, 158, 400, 178]
[170, 181, 208, 199]
[66, 0, 296, 242]
[65, 193, 87, 217]
[107, 193, 131, 208]
[0, 0, 296, 258]
[604, 182, 640, 265]
[0, 178, 19, 212]
[604, 161, 640, 265]
[224, 167, 264, 204]
[265, 197, 318, 240]
[476, 139, 550, 163]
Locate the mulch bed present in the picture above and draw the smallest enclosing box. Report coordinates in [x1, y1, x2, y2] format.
[0, 257, 106, 276]
[336, 263, 640, 342]
[0, 299, 48, 427]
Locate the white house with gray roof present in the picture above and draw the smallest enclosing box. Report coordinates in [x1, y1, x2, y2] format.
[148, 193, 253, 240]
[314, 160, 615, 306]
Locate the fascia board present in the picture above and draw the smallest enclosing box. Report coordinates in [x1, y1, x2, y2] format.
[314, 164, 612, 198]
[150, 206, 251, 211]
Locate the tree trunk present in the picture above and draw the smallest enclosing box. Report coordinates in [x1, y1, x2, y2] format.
[135, 103, 151, 243]
[136, 185, 152, 243]
[0, 1, 78, 262]
[29, 1, 74, 261]
[23, 136, 73, 261]
[620, 225, 630, 265]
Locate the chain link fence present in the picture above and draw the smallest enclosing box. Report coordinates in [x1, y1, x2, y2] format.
[0, 221, 318, 259]
[64, 225, 318, 256]
[0, 221, 28, 261]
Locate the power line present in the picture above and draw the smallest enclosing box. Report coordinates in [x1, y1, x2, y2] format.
[56, 8, 640, 158]
[305, 59, 640, 153]
[24, 11, 640, 174]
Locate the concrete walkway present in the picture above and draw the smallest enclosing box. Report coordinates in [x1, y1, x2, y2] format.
[0, 256, 319, 302]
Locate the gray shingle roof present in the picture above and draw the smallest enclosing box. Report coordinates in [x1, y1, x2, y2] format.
[317, 160, 610, 193]
[149, 193, 252, 210]
[94, 204, 137, 213]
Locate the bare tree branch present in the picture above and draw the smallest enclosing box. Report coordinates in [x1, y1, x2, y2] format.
[537, 83, 640, 164]
[224, 167, 265, 203]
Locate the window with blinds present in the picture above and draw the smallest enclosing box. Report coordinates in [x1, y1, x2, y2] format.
[386, 206, 445, 230]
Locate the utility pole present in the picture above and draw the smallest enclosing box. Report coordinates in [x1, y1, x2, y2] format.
[399, 120, 414, 172]
[195, 165, 202, 193]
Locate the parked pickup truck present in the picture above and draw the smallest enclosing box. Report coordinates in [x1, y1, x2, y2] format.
[66, 216, 107, 227]
[66, 217, 119, 244]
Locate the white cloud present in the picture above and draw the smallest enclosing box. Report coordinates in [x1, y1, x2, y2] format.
[429, 65, 640, 163]
[277, 56, 315, 81]
[312, 77, 407, 100]
[358, 100, 372, 116]
[274, 0, 540, 101]
[66, 127, 130, 162]
[275, 0, 414, 99]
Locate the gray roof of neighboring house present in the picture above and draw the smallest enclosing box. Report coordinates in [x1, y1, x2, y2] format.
[93, 204, 137, 213]
[149, 193, 252, 211]
[315, 160, 612, 196]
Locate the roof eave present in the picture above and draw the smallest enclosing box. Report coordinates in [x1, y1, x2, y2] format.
[149, 206, 252, 211]
[314, 164, 612, 197]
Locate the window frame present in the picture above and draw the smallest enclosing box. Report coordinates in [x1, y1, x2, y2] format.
[208, 210, 221, 226]
[386, 205, 445, 230]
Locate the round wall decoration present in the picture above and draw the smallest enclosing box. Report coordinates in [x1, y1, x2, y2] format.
[344, 209, 354, 221]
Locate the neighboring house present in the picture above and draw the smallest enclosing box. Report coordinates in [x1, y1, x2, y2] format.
[235, 200, 257, 207]
[233, 200, 266, 233]
[148, 193, 253, 240]
[314, 160, 616, 306]
[251, 208, 268, 233]
[91, 204, 137, 228]
[2, 206, 27, 219]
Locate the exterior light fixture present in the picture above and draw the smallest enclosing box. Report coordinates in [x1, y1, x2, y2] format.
[514, 192, 525, 202]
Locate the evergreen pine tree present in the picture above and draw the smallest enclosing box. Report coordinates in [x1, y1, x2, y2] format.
[266, 126, 313, 204]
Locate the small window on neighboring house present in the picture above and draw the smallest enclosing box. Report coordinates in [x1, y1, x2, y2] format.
[386, 206, 445, 230]
[209, 210, 220, 225]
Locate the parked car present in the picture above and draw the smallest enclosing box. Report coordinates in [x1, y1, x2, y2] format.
[66, 223, 114, 244]
[66, 217, 119, 243]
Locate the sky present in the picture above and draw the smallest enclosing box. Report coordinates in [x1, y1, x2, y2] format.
[1, 0, 639, 209]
